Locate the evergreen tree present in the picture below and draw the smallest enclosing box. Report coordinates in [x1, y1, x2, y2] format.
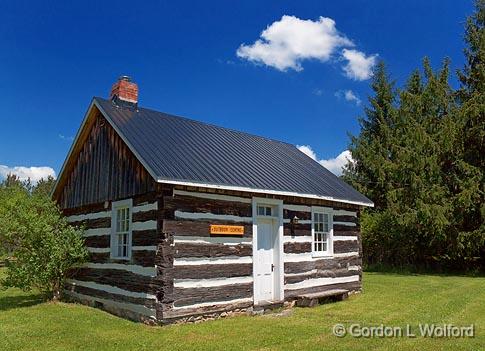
[455, 0, 485, 267]
[345, 33, 484, 271]
[344, 61, 397, 209]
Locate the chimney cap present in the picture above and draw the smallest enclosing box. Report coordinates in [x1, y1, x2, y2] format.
[119, 75, 132, 82]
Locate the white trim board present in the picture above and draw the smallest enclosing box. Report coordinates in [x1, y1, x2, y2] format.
[333, 209, 358, 217]
[283, 251, 359, 262]
[87, 247, 110, 253]
[132, 220, 157, 231]
[173, 256, 252, 266]
[65, 290, 156, 318]
[174, 236, 252, 245]
[66, 279, 157, 300]
[283, 236, 312, 243]
[174, 211, 252, 223]
[132, 246, 157, 251]
[174, 276, 253, 289]
[283, 219, 311, 224]
[67, 211, 110, 223]
[132, 202, 158, 213]
[83, 263, 156, 277]
[284, 275, 360, 290]
[334, 221, 357, 227]
[88, 246, 156, 252]
[333, 236, 358, 242]
[163, 179, 373, 207]
[171, 297, 253, 311]
[83, 228, 110, 237]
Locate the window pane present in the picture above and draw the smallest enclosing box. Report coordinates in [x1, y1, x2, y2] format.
[323, 214, 329, 232]
[117, 235, 123, 257]
[313, 211, 333, 254]
[266, 207, 272, 216]
[113, 206, 131, 258]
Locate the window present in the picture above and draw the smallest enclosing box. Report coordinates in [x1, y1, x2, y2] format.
[257, 205, 273, 216]
[111, 199, 132, 259]
[312, 207, 333, 256]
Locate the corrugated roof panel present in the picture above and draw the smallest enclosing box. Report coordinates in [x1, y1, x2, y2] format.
[94, 97, 373, 206]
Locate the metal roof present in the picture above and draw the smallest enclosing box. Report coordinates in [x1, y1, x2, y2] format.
[94, 97, 373, 207]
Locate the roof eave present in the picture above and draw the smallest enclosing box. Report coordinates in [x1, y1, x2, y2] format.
[156, 178, 374, 207]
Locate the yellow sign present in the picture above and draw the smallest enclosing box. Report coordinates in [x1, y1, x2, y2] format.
[210, 224, 245, 236]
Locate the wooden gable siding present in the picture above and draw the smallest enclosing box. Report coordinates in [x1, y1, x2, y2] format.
[58, 112, 155, 209]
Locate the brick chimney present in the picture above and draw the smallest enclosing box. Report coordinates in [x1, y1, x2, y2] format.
[110, 76, 138, 105]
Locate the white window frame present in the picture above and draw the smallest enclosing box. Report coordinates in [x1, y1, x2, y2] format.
[257, 205, 275, 217]
[110, 198, 133, 260]
[311, 206, 333, 257]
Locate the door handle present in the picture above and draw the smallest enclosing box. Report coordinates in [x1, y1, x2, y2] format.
[271, 264, 275, 272]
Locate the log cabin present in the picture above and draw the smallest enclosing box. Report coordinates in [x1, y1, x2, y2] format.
[52, 76, 373, 324]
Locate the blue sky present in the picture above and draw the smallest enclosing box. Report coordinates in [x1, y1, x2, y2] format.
[0, 0, 474, 181]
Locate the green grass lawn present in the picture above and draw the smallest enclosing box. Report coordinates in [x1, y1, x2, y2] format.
[0, 271, 483, 351]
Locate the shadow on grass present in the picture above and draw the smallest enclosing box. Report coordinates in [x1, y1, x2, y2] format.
[0, 293, 44, 311]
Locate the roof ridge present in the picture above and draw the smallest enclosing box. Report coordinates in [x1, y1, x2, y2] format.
[93, 97, 295, 148]
[92, 97, 373, 207]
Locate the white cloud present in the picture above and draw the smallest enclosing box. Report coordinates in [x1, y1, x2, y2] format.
[312, 88, 324, 96]
[297, 145, 318, 160]
[342, 49, 377, 81]
[237, 15, 353, 71]
[58, 134, 74, 141]
[319, 150, 353, 175]
[297, 145, 353, 176]
[335, 89, 361, 105]
[0, 165, 56, 183]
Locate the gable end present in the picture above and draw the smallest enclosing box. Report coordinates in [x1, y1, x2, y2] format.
[54, 105, 155, 209]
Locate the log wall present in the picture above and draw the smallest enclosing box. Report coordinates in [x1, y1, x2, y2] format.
[158, 187, 362, 323]
[63, 192, 162, 323]
[282, 203, 362, 297]
[160, 189, 254, 322]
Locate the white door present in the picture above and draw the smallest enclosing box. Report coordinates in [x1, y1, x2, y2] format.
[255, 217, 276, 302]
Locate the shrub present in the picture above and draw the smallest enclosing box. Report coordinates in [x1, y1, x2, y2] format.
[0, 178, 88, 300]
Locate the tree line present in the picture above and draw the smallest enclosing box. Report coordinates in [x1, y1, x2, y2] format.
[344, 0, 484, 272]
